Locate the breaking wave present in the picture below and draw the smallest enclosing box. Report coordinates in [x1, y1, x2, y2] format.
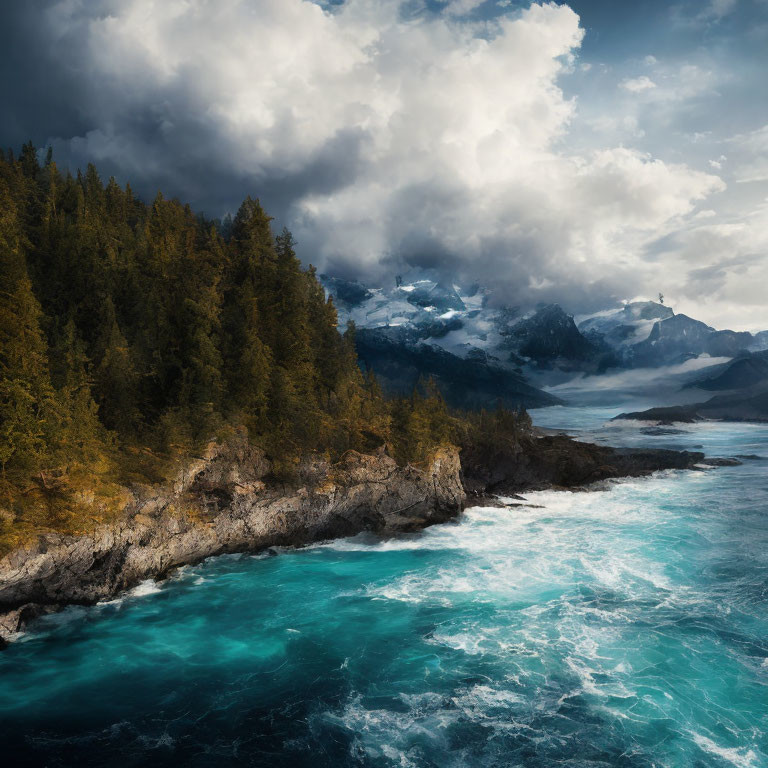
[1, 409, 767, 766]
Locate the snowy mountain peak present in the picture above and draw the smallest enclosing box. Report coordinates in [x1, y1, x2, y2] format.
[321, 275, 767, 379]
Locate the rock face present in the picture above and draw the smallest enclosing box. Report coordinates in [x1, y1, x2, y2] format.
[461, 435, 704, 496]
[507, 304, 600, 365]
[0, 431, 711, 646]
[0, 440, 464, 644]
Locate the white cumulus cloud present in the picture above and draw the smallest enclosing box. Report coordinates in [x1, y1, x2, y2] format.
[40, 0, 732, 317]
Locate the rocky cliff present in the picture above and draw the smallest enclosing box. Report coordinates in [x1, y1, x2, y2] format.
[0, 438, 464, 645]
[0, 430, 715, 646]
[461, 434, 705, 496]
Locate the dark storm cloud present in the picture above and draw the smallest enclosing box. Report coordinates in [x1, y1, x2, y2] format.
[0, 0, 765, 328]
[0, 4, 90, 151]
[0, 1, 369, 229]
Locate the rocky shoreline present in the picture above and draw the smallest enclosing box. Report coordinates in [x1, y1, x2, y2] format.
[460, 433, 705, 496]
[0, 433, 706, 646]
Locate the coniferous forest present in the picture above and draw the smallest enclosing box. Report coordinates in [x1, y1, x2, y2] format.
[0, 144, 531, 553]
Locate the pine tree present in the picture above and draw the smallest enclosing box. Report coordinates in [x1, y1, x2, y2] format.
[272, 228, 318, 442]
[1, 146, 514, 547]
[93, 298, 140, 436]
[57, 316, 109, 466]
[233, 288, 272, 431]
[0, 179, 60, 491]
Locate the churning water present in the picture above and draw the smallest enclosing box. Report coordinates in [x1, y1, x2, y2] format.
[1, 406, 767, 767]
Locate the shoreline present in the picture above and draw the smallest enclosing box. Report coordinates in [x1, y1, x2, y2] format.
[0, 443, 465, 646]
[0, 434, 709, 646]
[0, 469, 703, 647]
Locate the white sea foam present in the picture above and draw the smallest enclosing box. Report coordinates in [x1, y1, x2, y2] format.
[129, 579, 162, 597]
[427, 631, 487, 655]
[97, 578, 163, 609]
[691, 733, 759, 768]
[355, 471, 693, 624]
[315, 534, 464, 553]
[320, 693, 455, 767]
[455, 684, 525, 709]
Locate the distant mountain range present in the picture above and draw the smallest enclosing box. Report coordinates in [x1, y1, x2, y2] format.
[321, 274, 768, 412]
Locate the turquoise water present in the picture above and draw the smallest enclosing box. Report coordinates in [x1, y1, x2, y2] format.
[1, 407, 767, 767]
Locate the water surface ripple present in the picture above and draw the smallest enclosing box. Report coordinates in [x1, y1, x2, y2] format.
[1, 407, 767, 767]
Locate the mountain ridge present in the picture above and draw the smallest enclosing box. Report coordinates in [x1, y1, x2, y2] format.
[322, 275, 767, 385]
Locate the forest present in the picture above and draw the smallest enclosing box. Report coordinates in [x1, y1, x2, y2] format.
[0, 144, 530, 553]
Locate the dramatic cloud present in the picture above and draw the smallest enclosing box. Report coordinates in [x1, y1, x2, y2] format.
[2, 0, 765, 328]
[647, 202, 768, 331]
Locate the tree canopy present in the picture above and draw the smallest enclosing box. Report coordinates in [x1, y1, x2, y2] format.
[0, 147, 536, 552]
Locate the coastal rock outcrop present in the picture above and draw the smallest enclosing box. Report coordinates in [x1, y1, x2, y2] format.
[0, 441, 464, 644]
[0, 432, 714, 646]
[460, 434, 705, 496]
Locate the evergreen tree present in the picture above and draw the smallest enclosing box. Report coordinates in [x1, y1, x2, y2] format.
[0, 178, 60, 492]
[92, 298, 140, 436]
[57, 316, 110, 466]
[0, 146, 526, 551]
[233, 288, 272, 431]
[0, 278, 55, 485]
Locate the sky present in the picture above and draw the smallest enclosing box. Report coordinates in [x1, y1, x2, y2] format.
[2, 0, 767, 330]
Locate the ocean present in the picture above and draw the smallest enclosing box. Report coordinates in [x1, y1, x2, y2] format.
[1, 406, 767, 767]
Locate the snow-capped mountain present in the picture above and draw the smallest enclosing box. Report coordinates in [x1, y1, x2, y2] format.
[577, 301, 674, 352]
[323, 277, 490, 354]
[320, 276, 566, 409]
[322, 276, 610, 370]
[320, 274, 767, 407]
[577, 305, 758, 368]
